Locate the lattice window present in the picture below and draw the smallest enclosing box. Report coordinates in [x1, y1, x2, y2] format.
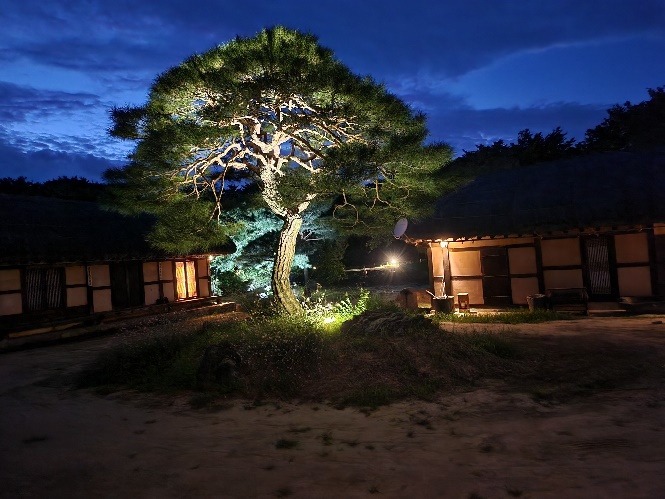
[175, 261, 198, 300]
[584, 238, 612, 295]
[25, 268, 64, 312]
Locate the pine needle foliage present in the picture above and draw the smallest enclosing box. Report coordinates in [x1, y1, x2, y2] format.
[106, 26, 451, 312]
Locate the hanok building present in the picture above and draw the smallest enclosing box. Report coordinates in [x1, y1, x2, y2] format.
[406, 151, 665, 309]
[0, 194, 233, 338]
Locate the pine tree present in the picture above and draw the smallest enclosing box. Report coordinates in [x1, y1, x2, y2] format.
[107, 27, 450, 314]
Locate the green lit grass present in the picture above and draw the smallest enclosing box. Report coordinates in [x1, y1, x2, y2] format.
[78, 305, 661, 407]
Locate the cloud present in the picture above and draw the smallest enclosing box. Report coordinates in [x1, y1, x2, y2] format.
[2, 0, 663, 81]
[0, 0, 661, 179]
[0, 82, 133, 162]
[0, 136, 124, 181]
[0, 81, 103, 122]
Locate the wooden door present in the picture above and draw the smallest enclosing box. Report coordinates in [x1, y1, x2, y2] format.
[110, 262, 144, 308]
[480, 247, 512, 306]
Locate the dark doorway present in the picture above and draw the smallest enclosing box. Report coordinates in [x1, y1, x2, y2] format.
[480, 247, 512, 306]
[582, 237, 617, 300]
[110, 262, 144, 309]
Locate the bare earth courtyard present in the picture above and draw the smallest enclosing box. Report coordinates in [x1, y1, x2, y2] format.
[1, 316, 665, 498]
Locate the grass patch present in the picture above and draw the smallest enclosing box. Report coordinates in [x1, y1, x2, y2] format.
[433, 309, 571, 324]
[467, 332, 521, 359]
[78, 305, 664, 406]
[78, 314, 327, 398]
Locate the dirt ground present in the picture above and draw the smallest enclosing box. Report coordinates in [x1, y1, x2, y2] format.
[1, 316, 665, 498]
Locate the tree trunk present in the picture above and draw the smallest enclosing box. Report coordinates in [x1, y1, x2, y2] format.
[272, 215, 303, 315]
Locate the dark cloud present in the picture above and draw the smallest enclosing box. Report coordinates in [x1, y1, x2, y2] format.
[3, 0, 663, 79]
[0, 81, 102, 122]
[0, 135, 123, 181]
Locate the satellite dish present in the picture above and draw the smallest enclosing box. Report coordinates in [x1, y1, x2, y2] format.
[393, 218, 408, 238]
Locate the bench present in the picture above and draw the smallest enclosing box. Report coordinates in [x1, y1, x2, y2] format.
[546, 287, 588, 313]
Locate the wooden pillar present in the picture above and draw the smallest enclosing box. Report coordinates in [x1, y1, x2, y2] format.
[651, 226, 665, 298]
[442, 245, 452, 297]
[534, 238, 545, 294]
[428, 243, 448, 297]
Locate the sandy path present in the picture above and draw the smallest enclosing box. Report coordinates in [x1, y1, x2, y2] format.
[1, 317, 665, 498]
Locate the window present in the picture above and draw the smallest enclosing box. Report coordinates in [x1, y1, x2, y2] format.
[175, 260, 198, 299]
[25, 268, 64, 312]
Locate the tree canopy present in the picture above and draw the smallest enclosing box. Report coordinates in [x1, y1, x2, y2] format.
[0, 176, 105, 201]
[441, 85, 665, 193]
[438, 127, 577, 194]
[106, 26, 451, 313]
[582, 86, 665, 153]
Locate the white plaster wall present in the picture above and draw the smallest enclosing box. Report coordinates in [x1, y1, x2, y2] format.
[89, 265, 110, 287]
[544, 269, 584, 289]
[144, 284, 160, 305]
[160, 261, 173, 281]
[0, 269, 21, 292]
[143, 262, 159, 282]
[198, 279, 210, 297]
[508, 247, 537, 275]
[65, 266, 87, 285]
[541, 238, 581, 267]
[615, 233, 649, 263]
[66, 287, 88, 307]
[197, 258, 209, 277]
[429, 246, 445, 276]
[451, 279, 484, 305]
[617, 267, 652, 296]
[92, 289, 112, 313]
[162, 282, 175, 302]
[0, 293, 22, 315]
[511, 277, 540, 305]
[450, 250, 481, 276]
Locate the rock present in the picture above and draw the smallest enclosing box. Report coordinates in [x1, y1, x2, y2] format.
[196, 341, 243, 390]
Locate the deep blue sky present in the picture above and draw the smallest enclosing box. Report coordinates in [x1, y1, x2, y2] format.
[1, 1, 664, 181]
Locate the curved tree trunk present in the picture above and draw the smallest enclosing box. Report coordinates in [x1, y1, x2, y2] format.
[272, 215, 303, 315]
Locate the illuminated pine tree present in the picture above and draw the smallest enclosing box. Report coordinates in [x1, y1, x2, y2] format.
[107, 27, 450, 314]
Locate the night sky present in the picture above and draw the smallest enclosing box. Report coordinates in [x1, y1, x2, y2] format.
[1, 1, 664, 181]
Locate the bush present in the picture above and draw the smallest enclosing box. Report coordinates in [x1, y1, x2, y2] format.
[311, 241, 347, 285]
[212, 270, 250, 295]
